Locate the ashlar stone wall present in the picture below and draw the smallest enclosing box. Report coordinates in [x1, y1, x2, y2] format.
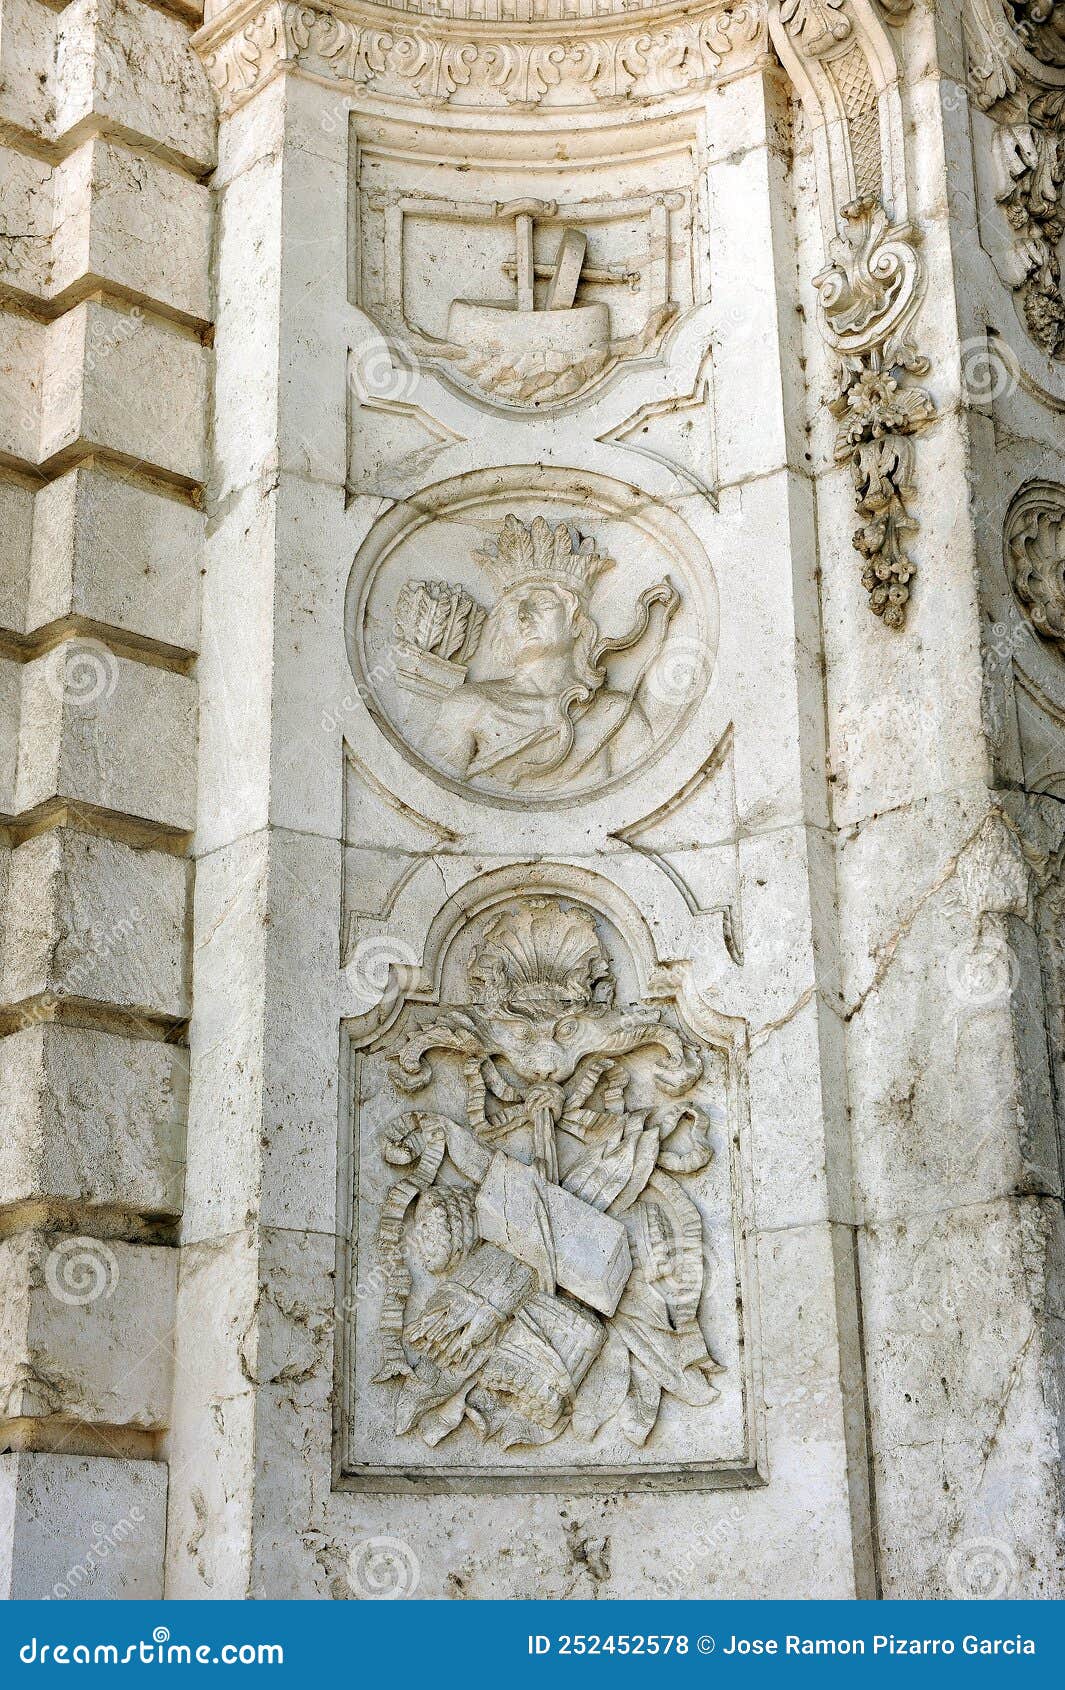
[0, 0, 212, 1599]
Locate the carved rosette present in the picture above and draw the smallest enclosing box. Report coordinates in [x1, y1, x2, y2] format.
[965, 0, 1065, 359]
[193, 0, 766, 113]
[1004, 479, 1065, 642]
[814, 196, 935, 627]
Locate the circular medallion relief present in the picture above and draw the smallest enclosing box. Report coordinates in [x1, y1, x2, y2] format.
[345, 469, 718, 808]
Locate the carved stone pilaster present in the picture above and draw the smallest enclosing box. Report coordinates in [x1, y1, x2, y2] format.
[769, 2, 932, 626]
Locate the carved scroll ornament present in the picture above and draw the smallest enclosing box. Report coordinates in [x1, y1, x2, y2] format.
[769, 4, 935, 627]
[194, 0, 765, 114]
[1004, 479, 1065, 642]
[815, 195, 935, 627]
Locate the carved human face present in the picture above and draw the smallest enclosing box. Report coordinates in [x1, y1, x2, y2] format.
[512, 586, 573, 659]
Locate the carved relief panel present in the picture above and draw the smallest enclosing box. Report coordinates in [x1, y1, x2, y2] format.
[343, 471, 718, 809]
[331, 0, 753, 1502]
[350, 116, 708, 410]
[338, 885, 755, 1488]
[965, 0, 1065, 360]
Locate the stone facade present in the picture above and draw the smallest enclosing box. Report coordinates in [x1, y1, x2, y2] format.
[0, 0, 1063, 1601]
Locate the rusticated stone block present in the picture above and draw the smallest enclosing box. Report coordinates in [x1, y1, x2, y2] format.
[39, 300, 208, 483]
[0, 829, 189, 1019]
[0, 1230, 175, 1427]
[27, 467, 203, 653]
[50, 139, 211, 322]
[16, 644, 197, 833]
[0, 657, 18, 816]
[0, 478, 34, 633]
[0, 1452, 165, 1599]
[0, 1024, 186, 1216]
[54, 0, 215, 171]
[0, 0, 59, 142]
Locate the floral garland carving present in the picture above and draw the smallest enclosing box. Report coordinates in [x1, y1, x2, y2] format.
[195, 0, 764, 112]
[815, 196, 936, 627]
[966, 0, 1065, 359]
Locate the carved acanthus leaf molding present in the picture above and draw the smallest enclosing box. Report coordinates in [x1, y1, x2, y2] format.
[194, 0, 765, 113]
[1004, 479, 1065, 642]
[966, 0, 1065, 358]
[814, 195, 935, 628]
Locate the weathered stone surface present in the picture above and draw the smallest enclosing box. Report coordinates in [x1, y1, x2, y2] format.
[0, 1025, 186, 1215]
[0, 829, 189, 1017]
[0, 479, 34, 633]
[16, 644, 197, 831]
[0, 1230, 176, 1427]
[39, 300, 208, 482]
[0, 1452, 165, 1600]
[27, 466, 203, 652]
[3, 0, 1065, 1608]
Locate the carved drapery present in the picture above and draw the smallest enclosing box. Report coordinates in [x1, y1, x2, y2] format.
[966, 0, 1065, 359]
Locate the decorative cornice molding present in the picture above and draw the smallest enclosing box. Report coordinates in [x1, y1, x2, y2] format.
[194, 0, 766, 112]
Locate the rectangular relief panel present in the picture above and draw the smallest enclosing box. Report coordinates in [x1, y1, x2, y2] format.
[336, 887, 761, 1492]
[349, 113, 708, 411]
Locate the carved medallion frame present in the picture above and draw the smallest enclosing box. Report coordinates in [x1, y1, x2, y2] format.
[343, 465, 721, 811]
